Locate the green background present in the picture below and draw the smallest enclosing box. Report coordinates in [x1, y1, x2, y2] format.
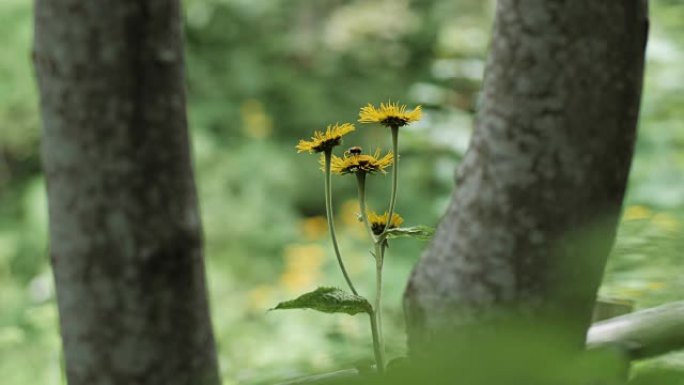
[0, 0, 682, 383]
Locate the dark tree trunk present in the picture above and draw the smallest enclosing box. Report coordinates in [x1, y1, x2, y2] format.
[404, 0, 648, 355]
[33, 1, 221, 384]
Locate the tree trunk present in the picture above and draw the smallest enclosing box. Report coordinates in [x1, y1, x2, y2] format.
[33, 1, 221, 384]
[404, 0, 648, 356]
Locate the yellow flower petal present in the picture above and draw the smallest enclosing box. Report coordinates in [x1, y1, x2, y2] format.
[358, 101, 422, 127]
[325, 148, 394, 175]
[296, 123, 355, 153]
[366, 210, 404, 235]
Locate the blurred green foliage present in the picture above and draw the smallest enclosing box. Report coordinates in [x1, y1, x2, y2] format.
[0, 0, 683, 384]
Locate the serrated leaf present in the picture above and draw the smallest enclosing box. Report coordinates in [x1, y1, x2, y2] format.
[271, 287, 372, 316]
[380, 226, 435, 241]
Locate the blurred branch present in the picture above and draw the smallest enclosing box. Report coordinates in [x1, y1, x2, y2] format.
[587, 301, 684, 360]
[592, 297, 635, 323]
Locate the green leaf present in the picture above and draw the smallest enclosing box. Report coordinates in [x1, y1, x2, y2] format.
[380, 226, 435, 241]
[271, 287, 372, 316]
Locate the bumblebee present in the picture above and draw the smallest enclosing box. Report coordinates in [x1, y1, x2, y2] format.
[345, 146, 363, 156]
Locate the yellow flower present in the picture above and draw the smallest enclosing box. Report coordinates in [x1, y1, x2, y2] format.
[296, 123, 355, 153]
[358, 101, 422, 127]
[300, 216, 328, 240]
[652, 213, 681, 233]
[247, 285, 275, 312]
[623, 205, 652, 221]
[279, 244, 325, 293]
[240, 99, 272, 139]
[324, 148, 394, 175]
[367, 210, 404, 235]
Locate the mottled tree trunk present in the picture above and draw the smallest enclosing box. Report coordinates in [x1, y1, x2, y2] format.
[33, 1, 221, 384]
[404, 0, 648, 355]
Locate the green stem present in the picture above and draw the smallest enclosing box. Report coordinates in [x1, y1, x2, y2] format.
[323, 150, 358, 295]
[355, 172, 376, 243]
[369, 125, 399, 371]
[369, 310, 385, 373]
[383, 126, 399, 234]
[357, 171, 385, 372]
[374, 241, 385, 362]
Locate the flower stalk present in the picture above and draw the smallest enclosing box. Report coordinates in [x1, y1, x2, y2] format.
[374, 241, 385, 359]
[355, 172, 376, 243]
[323, 150, 358, 295]
[369, 310, 385, 373]
[289, 102, 422, 376]
[358, 171, 386, 371]
[383, 125, 399, 234]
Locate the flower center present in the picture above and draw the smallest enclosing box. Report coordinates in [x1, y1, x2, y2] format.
[381, 116, 408, 127]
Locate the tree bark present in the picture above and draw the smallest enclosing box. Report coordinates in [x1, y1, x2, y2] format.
[33, 1, 221, 384]
[404, 0, 648, 355]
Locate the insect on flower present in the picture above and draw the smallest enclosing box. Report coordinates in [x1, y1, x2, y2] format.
[345, 146, 363, 156]
[326, 149, 394, 175]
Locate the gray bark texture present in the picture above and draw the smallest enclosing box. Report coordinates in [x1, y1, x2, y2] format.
[404, 0, 649, 355]
[33, 1, 221, 384]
